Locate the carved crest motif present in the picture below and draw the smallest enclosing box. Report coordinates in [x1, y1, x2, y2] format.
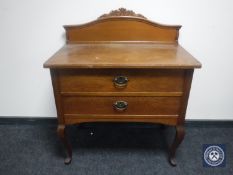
[98, 8, 146, 19]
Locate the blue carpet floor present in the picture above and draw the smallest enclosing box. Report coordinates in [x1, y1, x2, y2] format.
[0, 123, 232, 175]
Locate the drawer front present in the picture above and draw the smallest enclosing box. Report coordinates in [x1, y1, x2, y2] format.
[63, 96, 181, 115]
[59, 69, 184, 93]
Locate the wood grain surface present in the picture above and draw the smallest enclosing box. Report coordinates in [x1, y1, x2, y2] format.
[64, 17, 180, 43]
[63, 96, 181, 115]
[58, 69, 184, 93]
[44, 43, 201, 69]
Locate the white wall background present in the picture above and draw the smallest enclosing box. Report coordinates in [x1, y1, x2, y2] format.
[0, 0, 233, 119]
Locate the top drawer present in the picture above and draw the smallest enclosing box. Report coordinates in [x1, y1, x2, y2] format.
[58, 69, 184, 93]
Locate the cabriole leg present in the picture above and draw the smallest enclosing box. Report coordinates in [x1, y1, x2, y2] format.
[57, 124, 72, 164]
[168, 125, 185, 166]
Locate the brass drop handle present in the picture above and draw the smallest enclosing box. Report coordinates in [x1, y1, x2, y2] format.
[113, 76, 128, 88]
[113, 101, 128, 111]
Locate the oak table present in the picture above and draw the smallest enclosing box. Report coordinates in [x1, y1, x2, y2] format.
[44, 8, 201, 166]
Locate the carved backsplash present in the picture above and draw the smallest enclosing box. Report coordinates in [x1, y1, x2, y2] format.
[98, 8, 146, 19]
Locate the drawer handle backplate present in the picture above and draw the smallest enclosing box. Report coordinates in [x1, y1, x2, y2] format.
[113, 76, 128, 88]
[113, 101, 128, 111]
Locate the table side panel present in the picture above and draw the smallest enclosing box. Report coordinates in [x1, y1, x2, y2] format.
[64, 116, 178, 126]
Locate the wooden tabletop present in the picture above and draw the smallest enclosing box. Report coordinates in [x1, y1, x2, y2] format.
[44, 43, 201, 69]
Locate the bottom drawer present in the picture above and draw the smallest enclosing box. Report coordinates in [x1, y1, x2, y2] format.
[63, 96, 181, 115]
